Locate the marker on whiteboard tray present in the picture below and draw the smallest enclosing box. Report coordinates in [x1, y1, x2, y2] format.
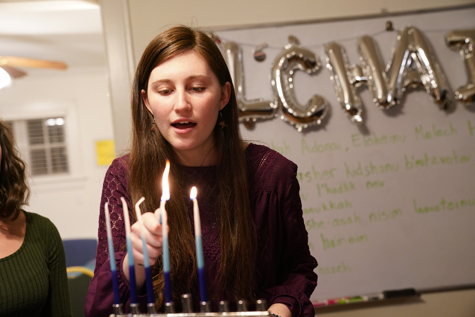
[383, 288, 419, 299]
[348, 296, 365, 303]
[338, 297, 351, 304]
[314, 296, 355, 306]
[314, 293, 384, 307]
[346, 293, 384, 303]
[364, 293, 385, 301]
[313, 298, 341, 307]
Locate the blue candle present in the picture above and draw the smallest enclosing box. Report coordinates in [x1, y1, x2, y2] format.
[190, 186, 207, 302]
[104, 203, 121, 305]
[158, 204, 172, 303]
[135, 197, 156, 306]
[157, 160, 172, 303]
[120, 197, 138, 305]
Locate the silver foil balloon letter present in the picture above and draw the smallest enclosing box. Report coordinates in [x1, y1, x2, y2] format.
[220, 41, 277, 125]
[358, 36, 391, 109]
[271, 42, 329, 132]
[445, 29, 475, 105]
[386, 26, 453, 110]
[325, 42, 363, 124]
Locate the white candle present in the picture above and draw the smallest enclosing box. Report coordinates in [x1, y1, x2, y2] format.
[104, 202, 120, 304]
[190, 186, 207, 302]
[134, 197, 155, 305]
[157, 160, 172, 303]
[120, 198, 138, 304]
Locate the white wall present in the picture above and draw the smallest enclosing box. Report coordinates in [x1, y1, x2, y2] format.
[126, 0, 475, 64]
[0, 67, 114, 239]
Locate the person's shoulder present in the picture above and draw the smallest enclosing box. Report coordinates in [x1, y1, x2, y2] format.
[246, 143, 297, 176]
[24, 212, 64, 259]
[111, 153, 130, 169]
[24, 211, 60, 239]
[25, 211, 54, 227]
[106, 153, 130, 176]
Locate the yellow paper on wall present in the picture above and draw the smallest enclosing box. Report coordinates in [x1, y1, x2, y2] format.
[96, 139, 115, 166]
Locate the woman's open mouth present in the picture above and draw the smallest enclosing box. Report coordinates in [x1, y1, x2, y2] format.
[172, 121, 196, 129]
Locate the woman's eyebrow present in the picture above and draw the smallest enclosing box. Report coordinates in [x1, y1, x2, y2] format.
[149, 75, 212, 86]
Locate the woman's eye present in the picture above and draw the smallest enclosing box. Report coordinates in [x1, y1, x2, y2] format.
[191, 87, 205, 92]
[158, 89, 171, 95]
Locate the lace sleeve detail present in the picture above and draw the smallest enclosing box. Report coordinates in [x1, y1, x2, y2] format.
[94, 156, 132, 275]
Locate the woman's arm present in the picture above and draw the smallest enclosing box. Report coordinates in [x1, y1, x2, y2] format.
[45, 220, 73, 316]
[257, 155, 318, 317]
[86, 158, 148, 316]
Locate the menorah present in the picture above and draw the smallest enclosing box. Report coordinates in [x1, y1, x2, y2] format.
[109, 295, 270, 317]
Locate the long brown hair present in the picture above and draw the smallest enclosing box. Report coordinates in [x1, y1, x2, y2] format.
[0, 120, 30, 221]
[129, 25, 255, 306]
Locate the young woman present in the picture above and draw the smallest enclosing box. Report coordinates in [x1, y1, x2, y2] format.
[0, 120, 72, 316]
[86, 25, 317, 317]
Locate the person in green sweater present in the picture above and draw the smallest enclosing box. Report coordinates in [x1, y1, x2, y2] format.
[0, 119, 72, 316]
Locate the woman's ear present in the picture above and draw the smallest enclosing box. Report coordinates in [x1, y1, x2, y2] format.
[141, 89, 152, 113]
[219, 82, 232, 110]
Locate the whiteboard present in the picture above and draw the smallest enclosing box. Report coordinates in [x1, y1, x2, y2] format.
[216, 7, 475, 301]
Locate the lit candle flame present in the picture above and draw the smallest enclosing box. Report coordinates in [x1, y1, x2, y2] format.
[190, 186, 197, 200]
[161, 160, 170, 201]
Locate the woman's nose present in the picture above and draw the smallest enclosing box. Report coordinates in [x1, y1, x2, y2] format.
[174, 89, 191, 112]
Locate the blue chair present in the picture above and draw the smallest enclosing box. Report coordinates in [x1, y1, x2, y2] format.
[67, 266, 94, 317]
[63, 239, 97, 269]
[63, 240, 97, 316]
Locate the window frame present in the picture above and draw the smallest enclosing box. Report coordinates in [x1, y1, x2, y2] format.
[1, 100, 84, 187]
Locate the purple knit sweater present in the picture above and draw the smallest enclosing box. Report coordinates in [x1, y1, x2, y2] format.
[85, 143, 318, 316]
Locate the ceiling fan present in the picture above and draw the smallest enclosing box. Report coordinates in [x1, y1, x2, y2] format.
[0, 56, 67, 88]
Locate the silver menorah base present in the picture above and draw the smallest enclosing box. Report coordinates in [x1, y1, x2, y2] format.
[110, 297, 270, 317]
[111, 313, 270, 317]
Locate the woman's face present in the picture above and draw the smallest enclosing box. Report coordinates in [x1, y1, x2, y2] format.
[142, 50, 230, 165]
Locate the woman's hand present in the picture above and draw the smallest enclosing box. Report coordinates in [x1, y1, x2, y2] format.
[268, 303, 292, 317]
[130, 211, 165, 266]
[122, 211, 168, 288]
